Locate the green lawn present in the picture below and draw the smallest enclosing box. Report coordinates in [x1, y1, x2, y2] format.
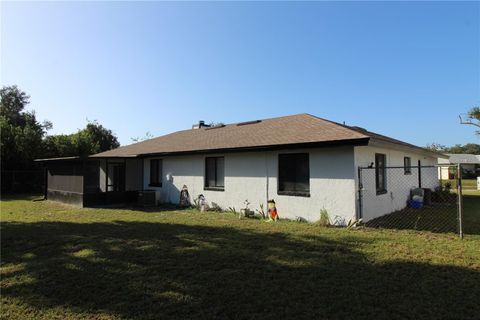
[365, 190, 480, 235]
[1, 196, 480, 320]
[441, 179, 478, 190]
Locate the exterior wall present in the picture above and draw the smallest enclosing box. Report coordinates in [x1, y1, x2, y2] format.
[354, 144, 439, 222]
[98, 159, 142, 192]
[125, 159, 143, 191]
[438, 166, 456, 180]
[438, 163, 477, 180]
[143, 146, 357, 223]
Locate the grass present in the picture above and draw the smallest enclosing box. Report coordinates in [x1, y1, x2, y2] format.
[365, 190, 480, 235]
[1, 195, 480, 320]
[441, 179, 478, 190]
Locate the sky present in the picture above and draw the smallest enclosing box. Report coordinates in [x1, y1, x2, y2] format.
[1, 1, 479, 147]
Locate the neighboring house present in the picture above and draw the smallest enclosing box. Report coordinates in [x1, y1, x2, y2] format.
[438, 154, 480, 179]
[37, 114, 445, 223]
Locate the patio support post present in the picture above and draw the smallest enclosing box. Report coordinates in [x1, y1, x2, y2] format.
[105, 159, 109, 192]
[43, 165, 48, 200]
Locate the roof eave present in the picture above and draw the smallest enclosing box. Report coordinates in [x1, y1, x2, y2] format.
[132, 137, 370, 158]
[89, 137, 370, 159]
[88, 154, 139, 159]
[34, 156, 83, 162]
[369, 138, 448, 159]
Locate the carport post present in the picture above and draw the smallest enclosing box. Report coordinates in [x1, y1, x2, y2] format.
[43, 165, 48, 200]
[457, 164, 463, 239]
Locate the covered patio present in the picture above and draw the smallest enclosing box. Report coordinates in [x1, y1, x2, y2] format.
[36, 156, 144, 207]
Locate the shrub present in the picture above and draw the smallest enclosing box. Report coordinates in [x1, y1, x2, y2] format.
[317, 208, 330, 227]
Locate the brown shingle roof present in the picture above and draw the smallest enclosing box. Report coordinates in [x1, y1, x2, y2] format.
[91, 114, 369, 157]
[91, 113, 441, 158]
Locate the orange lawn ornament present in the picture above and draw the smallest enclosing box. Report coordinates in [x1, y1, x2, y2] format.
[267, 199, 279, 221]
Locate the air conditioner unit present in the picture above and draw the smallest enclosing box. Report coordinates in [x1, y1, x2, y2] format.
[138, 190, 156, 207]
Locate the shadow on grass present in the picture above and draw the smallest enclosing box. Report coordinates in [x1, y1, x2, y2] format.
[1, 221, 479, 319]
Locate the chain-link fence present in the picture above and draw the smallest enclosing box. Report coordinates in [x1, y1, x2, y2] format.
[1, 170, 45, 194]
[358, 165, 463, 236]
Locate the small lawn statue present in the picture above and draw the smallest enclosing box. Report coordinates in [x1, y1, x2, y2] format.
[267, 199, 279, 221]
[240, 199, 254, 219]
[197, 194, 207, 212]
[179, 185, 190, 207]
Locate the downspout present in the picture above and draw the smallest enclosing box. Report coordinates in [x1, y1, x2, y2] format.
[357, 166, 363, 220]
[265, 152, 269, 205]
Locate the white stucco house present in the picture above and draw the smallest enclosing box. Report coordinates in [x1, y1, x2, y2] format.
[40, 114, 445, 223]
[438, 154, 480, 179]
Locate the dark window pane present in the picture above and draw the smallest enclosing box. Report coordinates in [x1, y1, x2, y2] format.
[278, 153, 310, 194]
[375, 153, 386, 194]
[279, 154, 294, 191]
[404, 157, 411, 174]
[108, 163, 125, 192]
[216, 157, 224, 187]
[205, 157, 224, 188]
[150, 159, 161, 185]
[296, 154, 309, 191]
[158, 160, 163, 185]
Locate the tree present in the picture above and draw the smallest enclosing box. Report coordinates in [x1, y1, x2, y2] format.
[460, 106, 480, 134]
[42, 121, 120, 158]
[1, 85, 121, 169]
[461, 143, 480, 154]
[0, 85, 52, 170]
[425, 143, 447, 152]
[80, 121, 120, 154]
[468, 107, 480, 122]
[445, 143, 480, 155]
[131, 131, 154, 143]
[426, 143, 480, 155]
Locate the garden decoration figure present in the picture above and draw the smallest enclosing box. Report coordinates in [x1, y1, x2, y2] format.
[267, 199, 279, 221]
[240, 199, 254, 218]
[179, 185, 190, 207]
[198, 194, 207, 212]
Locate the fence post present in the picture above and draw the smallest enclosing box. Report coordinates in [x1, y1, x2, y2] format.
[418, 160, 422, 188]
[358, 167, 363, 220]
[457, 164, 463, 239]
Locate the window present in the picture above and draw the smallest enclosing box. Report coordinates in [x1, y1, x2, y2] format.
[375, 153, 387, 195]
[404, 157, 412, 175]
[205, 157, 224, 190]
[149, 159, 162, 187]
[278, 153, 310, 196]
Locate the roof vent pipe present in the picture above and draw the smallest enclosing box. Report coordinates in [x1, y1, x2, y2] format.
[192, 120, 210, 129]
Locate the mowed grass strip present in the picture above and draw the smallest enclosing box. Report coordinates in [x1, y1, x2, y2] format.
[1, 195, 479, 320]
